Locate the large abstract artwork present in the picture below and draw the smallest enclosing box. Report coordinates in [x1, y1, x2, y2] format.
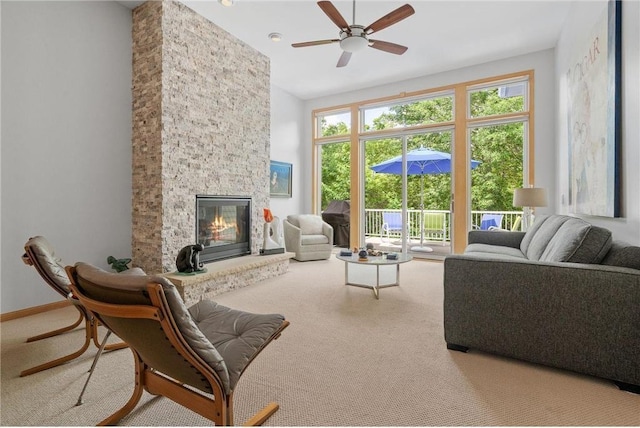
[567, 0, 621, 217]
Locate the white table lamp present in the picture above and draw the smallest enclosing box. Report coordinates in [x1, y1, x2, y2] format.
[513, 187, 547, 231]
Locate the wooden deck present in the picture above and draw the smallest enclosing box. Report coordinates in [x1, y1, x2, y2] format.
[364, 236, 451, 260]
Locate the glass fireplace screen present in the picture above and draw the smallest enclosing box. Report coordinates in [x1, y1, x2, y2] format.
[196, 195, 251, 263]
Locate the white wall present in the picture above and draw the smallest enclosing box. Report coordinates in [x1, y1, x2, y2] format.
[303, 49, 558, 216]
[270, 85, 307, 217]
[1, 1, 133, 313]
[0, 1, 4, 296]
[555, 0, 640, 245]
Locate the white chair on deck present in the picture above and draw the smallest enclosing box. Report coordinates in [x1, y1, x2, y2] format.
[380, 212, 407, 243]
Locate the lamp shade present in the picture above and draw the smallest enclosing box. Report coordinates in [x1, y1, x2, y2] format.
[513, 187, 547, 207]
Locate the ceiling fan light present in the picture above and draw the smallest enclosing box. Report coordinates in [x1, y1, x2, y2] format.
[218, 0, 234, 6]
[269, 32, 283, 42]
[340, 35, 368, 53]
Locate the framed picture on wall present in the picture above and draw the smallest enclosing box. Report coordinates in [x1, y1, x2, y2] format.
[270, 160, 292, 198]
[566, 0, 621, 217]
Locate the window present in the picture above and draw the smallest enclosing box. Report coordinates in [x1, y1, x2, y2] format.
[469, 80, 527, 118]
[316, 110, 350, 138]
[312, 71, 534, 253]
[361, 93, 453, 132]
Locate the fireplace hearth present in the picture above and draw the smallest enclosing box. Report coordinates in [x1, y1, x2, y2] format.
[196, 195, 251, 263]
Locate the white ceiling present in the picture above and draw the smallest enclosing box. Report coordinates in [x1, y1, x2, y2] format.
[120, 1, 572, 100]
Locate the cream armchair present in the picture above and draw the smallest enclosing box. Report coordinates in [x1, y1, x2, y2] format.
[283, 214, 333, 261]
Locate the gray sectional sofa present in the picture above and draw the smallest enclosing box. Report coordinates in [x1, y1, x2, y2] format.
[443, 214, 640, 392]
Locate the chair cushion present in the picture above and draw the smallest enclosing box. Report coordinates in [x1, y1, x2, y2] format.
[25, 236, 71, 294]
[189, 300, 285, 391]
[301, 234, 329, 245]
[297, 214, 324, 235]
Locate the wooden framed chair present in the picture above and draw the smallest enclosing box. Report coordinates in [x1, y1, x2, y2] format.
[66, 262, 289, 426]
[20, 236, 126, 377]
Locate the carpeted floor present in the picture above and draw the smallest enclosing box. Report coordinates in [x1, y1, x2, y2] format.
[1, 256, 639, 426]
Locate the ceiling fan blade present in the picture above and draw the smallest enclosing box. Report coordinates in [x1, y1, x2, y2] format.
[318, 1, 350, 32]
[291, 39, 340, 48]
[369, 39, 408, 55]
[364, 4, 415, 34]
[336, 51, 352, 68]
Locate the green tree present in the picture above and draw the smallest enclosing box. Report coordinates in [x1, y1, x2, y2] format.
[319, 90, 525, 214]
[319, 120, 351, 210]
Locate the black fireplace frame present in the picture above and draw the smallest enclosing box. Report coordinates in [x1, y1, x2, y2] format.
[195, 195, 251, 264]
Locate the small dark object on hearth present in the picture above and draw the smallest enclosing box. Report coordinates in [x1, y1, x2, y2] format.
[107, 256, 131, 273]
[176, 244, 205, 273]
[260, 248, 285, 255]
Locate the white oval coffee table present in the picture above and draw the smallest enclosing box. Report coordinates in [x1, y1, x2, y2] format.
[335, 253, 413, 299]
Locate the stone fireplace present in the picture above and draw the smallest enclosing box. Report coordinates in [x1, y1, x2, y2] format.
[131, 0, 271, 274]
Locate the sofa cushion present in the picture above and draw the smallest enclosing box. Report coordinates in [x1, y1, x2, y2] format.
[465, 243, 527, 259]
[601, 242, 640, 270]
[520, 215, 567, 260]
[520, 215, 612, 263]
[297, 214, 324, 235]
[540, 222, 612, 263]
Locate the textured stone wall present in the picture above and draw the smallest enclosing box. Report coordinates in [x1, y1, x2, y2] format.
[132, 0, 270, 273]
[132, 1, 164, 272]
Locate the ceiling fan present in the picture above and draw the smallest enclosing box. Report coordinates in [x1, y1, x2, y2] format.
[291, 1, 415, 68]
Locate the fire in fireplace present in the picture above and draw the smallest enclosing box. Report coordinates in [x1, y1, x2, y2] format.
[196, 195, 251, 263]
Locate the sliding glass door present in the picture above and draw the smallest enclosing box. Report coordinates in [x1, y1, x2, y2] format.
[361, 130, 452, 259]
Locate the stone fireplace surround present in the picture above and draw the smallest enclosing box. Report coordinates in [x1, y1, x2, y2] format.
[131, 0, 290, 299]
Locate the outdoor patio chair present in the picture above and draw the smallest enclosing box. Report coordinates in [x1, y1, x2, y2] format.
[422, 212, 447, 245]
[66, 262, 289, 426]
[488, 215, 522, 232]
[380, 212, 408, 243]
[474, 213, 504, 230]
[20, 236, 127, 378]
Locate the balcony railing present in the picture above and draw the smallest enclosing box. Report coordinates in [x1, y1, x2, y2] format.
[364, 209, 523, 242]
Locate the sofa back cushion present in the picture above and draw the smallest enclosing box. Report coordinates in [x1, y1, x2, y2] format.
[601, 241, 640, 270]
[520, 215, 564, 260]
[520, 215, 612, 263]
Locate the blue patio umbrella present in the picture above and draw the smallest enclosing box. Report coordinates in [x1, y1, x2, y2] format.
[370, 147, 481, 251]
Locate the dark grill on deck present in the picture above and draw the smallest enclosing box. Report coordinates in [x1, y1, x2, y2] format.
[322, 200, 350, 248]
